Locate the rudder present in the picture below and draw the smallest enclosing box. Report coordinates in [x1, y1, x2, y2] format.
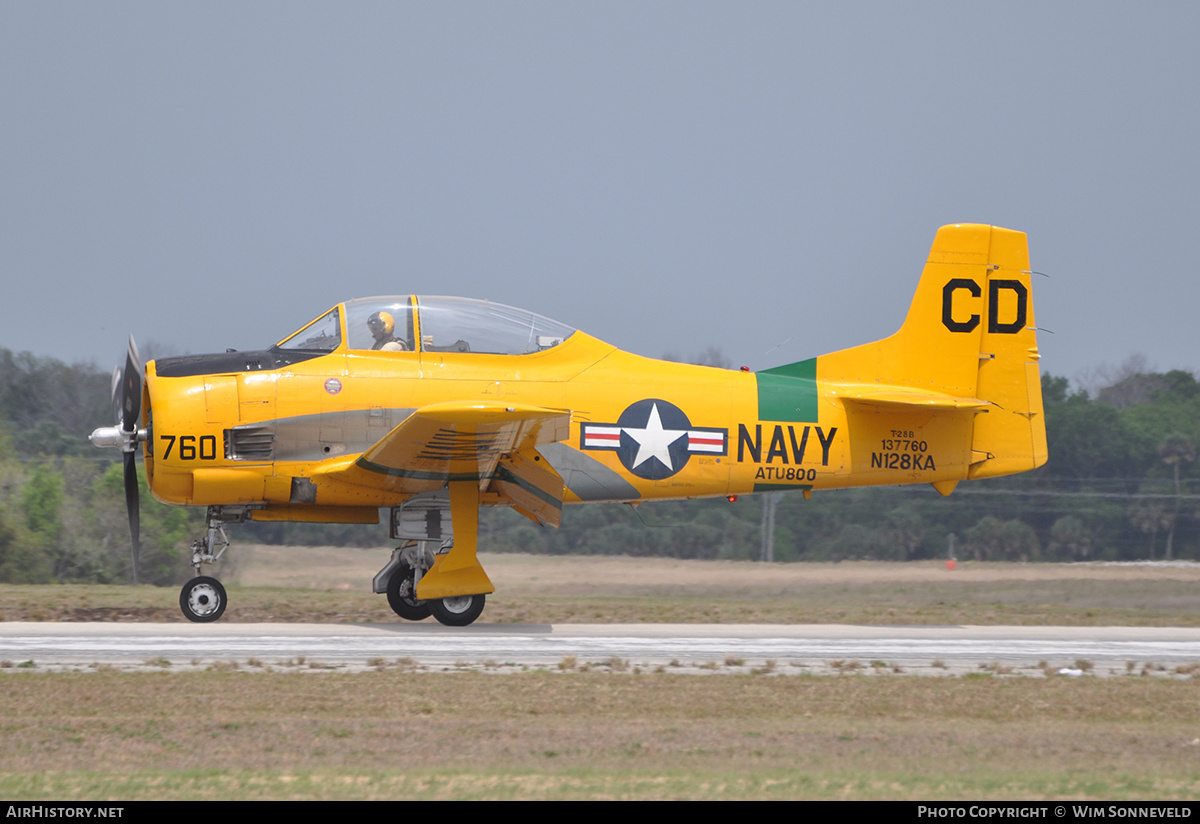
[965, 226, 1047, 477]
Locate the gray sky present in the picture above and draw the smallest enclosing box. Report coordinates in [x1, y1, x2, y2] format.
[2, 2, 1197, 386]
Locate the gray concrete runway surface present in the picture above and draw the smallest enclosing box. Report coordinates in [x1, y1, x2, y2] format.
[2, 623, 1200, 676]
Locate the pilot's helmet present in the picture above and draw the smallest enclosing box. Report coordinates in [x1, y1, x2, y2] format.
[368, 311, 395, 337]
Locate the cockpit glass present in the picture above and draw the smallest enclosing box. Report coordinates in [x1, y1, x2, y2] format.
[415, 296, 575, 355]
[273, 297, 577, 357]
[275, 307, 341, 352]
[345, 298, 415, 352]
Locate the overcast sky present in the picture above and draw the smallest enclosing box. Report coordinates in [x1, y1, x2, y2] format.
[2, 2, 1197, 388]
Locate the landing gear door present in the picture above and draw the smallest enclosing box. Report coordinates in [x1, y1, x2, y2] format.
[390, 490, 451, 541]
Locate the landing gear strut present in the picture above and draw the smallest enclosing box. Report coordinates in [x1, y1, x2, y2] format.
[179, 507, 241, 623]
[374, 536, 489, 627]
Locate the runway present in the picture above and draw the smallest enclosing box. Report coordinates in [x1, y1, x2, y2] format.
[3, 622, 1199, 676]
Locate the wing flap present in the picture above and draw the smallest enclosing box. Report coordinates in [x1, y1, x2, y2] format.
[317, 402, 571, 501]
[488, 448, 564, 528]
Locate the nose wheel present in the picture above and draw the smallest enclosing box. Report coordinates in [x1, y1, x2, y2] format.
[178, 507, 240, 623]
[180, 576, 227, 623]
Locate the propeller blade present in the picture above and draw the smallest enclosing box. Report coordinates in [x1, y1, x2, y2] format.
[123, 451, 141, 585]
[110, 366, 123, 426]
[121, 336, 143, 433]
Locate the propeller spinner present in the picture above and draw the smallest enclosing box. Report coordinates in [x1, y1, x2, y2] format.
[89, 336, 145, 584]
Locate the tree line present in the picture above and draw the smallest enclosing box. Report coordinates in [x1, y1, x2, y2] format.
[0, 347, 1195, 585]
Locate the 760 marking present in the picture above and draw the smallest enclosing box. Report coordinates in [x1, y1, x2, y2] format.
[161, 434, 218, 461]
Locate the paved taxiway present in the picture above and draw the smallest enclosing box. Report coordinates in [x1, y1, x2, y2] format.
[2, 623, 1199, 675]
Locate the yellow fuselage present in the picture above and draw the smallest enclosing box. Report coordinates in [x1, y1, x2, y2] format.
[144, 331, 986, 516]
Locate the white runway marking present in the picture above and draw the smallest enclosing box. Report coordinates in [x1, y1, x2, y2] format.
[2, 623, 1199, 675]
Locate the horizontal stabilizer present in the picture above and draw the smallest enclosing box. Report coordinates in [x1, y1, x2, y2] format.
[826, 381, 990, 410]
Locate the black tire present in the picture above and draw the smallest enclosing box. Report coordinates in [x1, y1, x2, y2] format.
[386, 563, 432, 621]
[430, 593, 486, 627]
[180, 576, 227, 623]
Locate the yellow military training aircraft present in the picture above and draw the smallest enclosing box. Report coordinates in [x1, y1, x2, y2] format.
[90, 223, 1047, 624]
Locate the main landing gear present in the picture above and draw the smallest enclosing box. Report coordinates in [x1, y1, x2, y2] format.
[178, 507, 236, 623]
[430, 592, 486, 627]
[176, 492, 495, 627]
[374, 539, 487, 627]
[384, 542, 433, 621]
[373, 485, 494, 627]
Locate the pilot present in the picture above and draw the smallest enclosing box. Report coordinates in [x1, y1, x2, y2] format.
[367, 311, 407, 351]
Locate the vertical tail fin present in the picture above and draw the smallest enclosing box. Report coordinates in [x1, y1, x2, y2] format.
[818, 223, 1047, 478]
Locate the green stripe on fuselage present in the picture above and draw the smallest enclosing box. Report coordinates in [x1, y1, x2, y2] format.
[756, 357, 818, 422]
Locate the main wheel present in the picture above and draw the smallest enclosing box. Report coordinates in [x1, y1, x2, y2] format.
[430, 593, 486, 627]
[180, 576, 227, 623]
[386, 563, 432, 621]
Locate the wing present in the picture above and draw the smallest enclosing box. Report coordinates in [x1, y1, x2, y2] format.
[316, 401, 571, 526]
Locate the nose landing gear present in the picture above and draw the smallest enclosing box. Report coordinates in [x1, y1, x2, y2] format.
[178, 507, 240, 623]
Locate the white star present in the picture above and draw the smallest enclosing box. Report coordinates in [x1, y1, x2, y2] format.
[624, 403, 687, 471]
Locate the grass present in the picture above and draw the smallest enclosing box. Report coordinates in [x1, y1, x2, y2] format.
[1, 670, 1198, 800]
[4, 557, 1200, 799]
[5, 770, 1197, 801]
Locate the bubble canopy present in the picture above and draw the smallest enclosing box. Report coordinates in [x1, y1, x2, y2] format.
[274, 296, 578, 356]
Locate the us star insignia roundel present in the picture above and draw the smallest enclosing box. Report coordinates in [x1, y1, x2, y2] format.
[580, 399, 728, 480]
